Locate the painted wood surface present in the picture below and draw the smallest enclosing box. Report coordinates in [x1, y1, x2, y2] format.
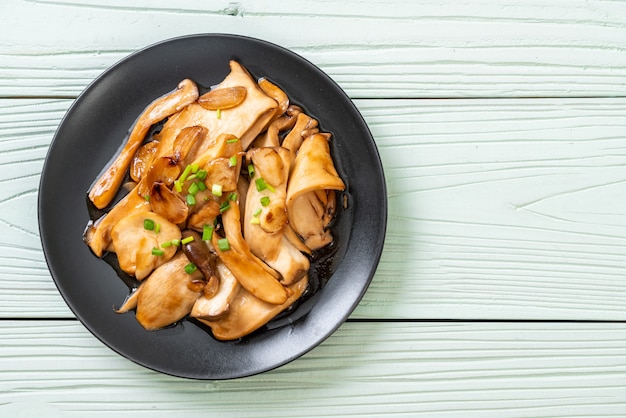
[2, 0, 626, 98]
[2, 0, 626, 416]
[3, 320, 626, 417]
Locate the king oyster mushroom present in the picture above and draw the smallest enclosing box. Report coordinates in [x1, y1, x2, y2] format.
[89, 79, 199, 209]
[286, 133, 346, 251]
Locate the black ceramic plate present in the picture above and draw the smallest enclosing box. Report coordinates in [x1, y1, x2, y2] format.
[39, 34, 386, 379]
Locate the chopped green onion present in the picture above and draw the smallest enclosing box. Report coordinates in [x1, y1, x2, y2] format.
[195, 169, 207, 181]
[229, 155, 237, 167]
[266, 182, 275, 193]
[252, 208, 262, 217]
[260, 196, 270, 206]
[186, 194, 196, 206]
[181, 235, 194, 245]
[179, 164, 193, 183]
[228, 192, 238, 202]
[217, 238, 230, 251]
[184, 263, 197, 274]
[154, 223, 161, 234]
[250, 217, 260, 225]
[143, 219, 155, 231]
[216, 108, 221, 119]
[190, 163, 199, 173]
[186, 173, 197, 181]
[226, 138, 239, 144]
[211, 184, 223, 197]
[188, 182, 200, 196]
[143, 195, 150, 202]
[255, 177, 267, 192]
[151, 247, 164, 256]
[197, 181, 207, 191]
[219, 201, 231, 213]
[174, 180, 183, 193]
[170, 239, 180, 247]
[202, 224, 214, 241]
[247, 163, 255, 178]
[160, 241, 173, 248]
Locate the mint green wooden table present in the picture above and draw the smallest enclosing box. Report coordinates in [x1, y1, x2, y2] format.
[2, 1, 626, 416]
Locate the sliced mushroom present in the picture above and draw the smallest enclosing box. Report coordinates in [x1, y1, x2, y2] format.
[200, 275, 308, 341]
[198, 86, 247, 110]
[110, 211, 181, 280]
[136, 156, 181, 198]
[135, 252, 204, 330]
[282, 112, 319, 165]
[89, 79, 199, 209]
[181, 230, 219, 297]
[84, 186, 151, 257]
[149, 182, 188, 225]
[214, 201, 287, 305]
[187, 199, 220, 232]
[286, 133, 345, 251]
[190, 261, 240, 320]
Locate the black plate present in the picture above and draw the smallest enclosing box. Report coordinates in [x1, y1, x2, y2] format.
[39, 34, 386, 379]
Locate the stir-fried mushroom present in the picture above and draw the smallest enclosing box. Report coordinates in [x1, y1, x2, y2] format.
[244, 146, 309, 285]
[190, 261, 240, 320]
[286, 133, 345, 251]
[110, 211, 181, 280]
[89, 79, 199, 209]
[200, 275, 308, 341]
[134, 252, 205, 330]
[181, 230, 219, 297]
[85, 60, 346, 339]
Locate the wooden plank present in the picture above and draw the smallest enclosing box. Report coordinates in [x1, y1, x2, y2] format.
[3, 98, 626, 320]
[1, 320, 626, 416]
[3, 0, 626, 98]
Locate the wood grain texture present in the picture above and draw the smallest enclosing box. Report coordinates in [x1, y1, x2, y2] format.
[2, 0, 626, 98]
[1, 320, 626, 417]
[2, 97, 626, 320]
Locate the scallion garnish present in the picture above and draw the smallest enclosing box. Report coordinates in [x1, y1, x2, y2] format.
[212, 184, 223, 197]
[217, 238, 230, 251]
[229, 155, 237, 167]
[188, 182, 200, 196]
[226, 138, 239, 144]
[184, 262, 197, 274]
[260, 196, 270, 206]
[216, 108, 221, 119]
[174, 180, 183, 193]
[186, 194, 196, 206]
[219, 201, 231, 213]
[255, 177, 267, 192]
[250, 217, 260, 225]
[179, 164, 193, 183]
[143, 219, 155, 231]
[190, 163, 199, 173]
[247, 163, 255, 178]
[151, 247, 164, 256]
[154, 223, 161, 234]
[181, 235, 194, 245]
[228, 192, 238, 202]
[195, 169, 207, 181]
[202, 224, 214, 241]
[197, 181, 206, 191]
[252, 208, 262, 217]
[160, 241, 173, 248]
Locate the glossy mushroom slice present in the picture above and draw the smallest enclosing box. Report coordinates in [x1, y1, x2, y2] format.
[286, 133, 345, 251]
[88, 79, 199, 209]
[213, 201, 288, 305]
[244, 146, 309, 285]
[199, 275, 308, 341]
[109, 211, 181, 280]
[146, 60, 278, 160]
[190, 260, 240, 320]
[84, 186, 151, 257]
[135, 252, 205, 330]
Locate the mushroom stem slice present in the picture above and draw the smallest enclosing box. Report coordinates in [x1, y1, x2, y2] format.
[190, 261, 240, 320]
[135, 252, 204, 330]
[89, 79, 199, 209]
